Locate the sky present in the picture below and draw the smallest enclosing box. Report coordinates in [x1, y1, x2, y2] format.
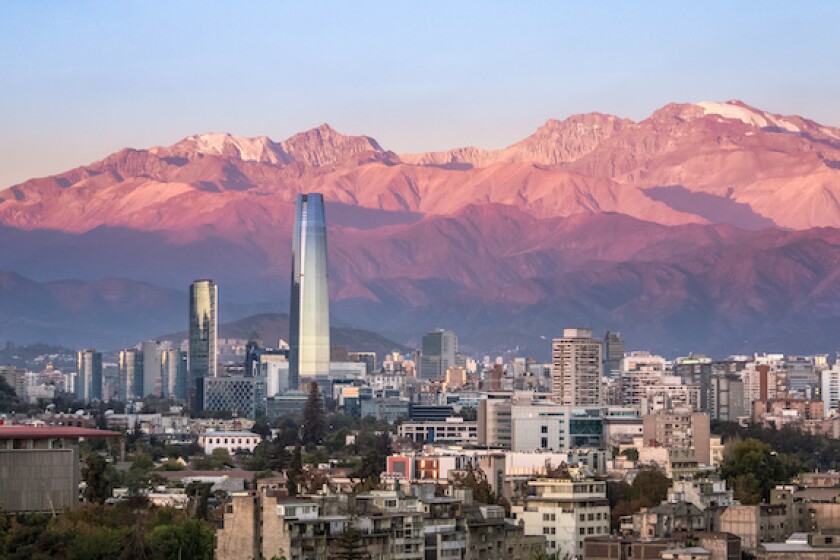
[1, 1, 839, 187]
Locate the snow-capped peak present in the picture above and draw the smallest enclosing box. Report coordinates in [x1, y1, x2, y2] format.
[695, 101, 800, 133]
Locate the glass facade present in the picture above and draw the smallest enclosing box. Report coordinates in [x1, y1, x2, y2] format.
[189, 279, 218, 412]
[289, 193, 330, 389]
[76, 349, 102, 402]
[161, 348, 188, 401]
[118, 348, 143, 401]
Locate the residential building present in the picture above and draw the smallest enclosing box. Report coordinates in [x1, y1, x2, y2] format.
[511, 476, 610, 558]
[551, 328, 603, 406]
[642, 409, 712, 465]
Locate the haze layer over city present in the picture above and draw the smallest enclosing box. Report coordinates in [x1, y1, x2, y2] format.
[2, 3, 840, 560]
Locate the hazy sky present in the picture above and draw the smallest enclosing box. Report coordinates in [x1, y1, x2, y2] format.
[1, 1, 839, 187]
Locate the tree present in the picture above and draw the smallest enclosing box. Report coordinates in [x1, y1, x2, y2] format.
[628, 469, 671, 503]
[333, 527, 371, 560]
[82, 453, 112, 504]
[456, 463, 495, 504]
[302, 382, 326, 445]
[146, 518, 214, 560]
[721, 438, 801, 504]
[286, 445, 303, 496]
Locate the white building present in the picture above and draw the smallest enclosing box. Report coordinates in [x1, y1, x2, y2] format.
[822, 365, 840, 416]
[511, 477, 610, 557]
[398, 417, 477, 445]
[198, 431, 262, 455]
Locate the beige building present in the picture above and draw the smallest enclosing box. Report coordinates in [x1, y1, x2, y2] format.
[642, 409, 711, 466]
[511, 476, 610, 558]
[551, 328, 602, 406]
[719, 504, 789, 551]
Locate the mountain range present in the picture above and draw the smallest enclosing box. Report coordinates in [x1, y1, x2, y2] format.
[2, 100, 840, 358]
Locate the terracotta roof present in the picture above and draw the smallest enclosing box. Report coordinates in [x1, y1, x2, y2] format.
[0, 426, 121, 440]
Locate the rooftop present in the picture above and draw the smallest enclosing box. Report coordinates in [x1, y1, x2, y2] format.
[0, 426, 120, 440]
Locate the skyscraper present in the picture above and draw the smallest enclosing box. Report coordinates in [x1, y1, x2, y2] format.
[289, 193, 330, 389]
[603, 331, 624, 376]
[189, 279, 218, 412]
[161, 348, 188, 401]
[420, 329, 458, 380]
[118, 348, 143, 401]
[141, 340, 163, 397]
[76, 349, 102, 402]
[551, 328, 603, 406]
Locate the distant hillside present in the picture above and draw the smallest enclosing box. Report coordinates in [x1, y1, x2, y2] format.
[160, 313, 409, 358]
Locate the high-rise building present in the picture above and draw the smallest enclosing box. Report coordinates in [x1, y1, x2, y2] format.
[822, 365, 840, 417]
[189, 279, 218, 412]
[551, 328, 602, 406]
[289, 193, 330, 389]
[141, 340, 163, 398]
[603, 331, 624, 376]
[161, 348, 187, 401]
[420, 329, 457, 380]
[118, 348, 143, 401]
[76, 349, 102, 402]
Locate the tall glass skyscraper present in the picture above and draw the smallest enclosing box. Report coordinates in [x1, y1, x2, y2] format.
[118, 348, 143, 401]
[289, 193, 330, 389]
[76, 349, 102, 402]
[189, 279, 218, 412]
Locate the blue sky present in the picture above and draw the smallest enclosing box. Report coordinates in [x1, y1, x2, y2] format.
[1, 1, 839, 187]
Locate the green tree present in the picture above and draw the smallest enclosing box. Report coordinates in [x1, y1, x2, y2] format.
[333, 526, 371, 560]
[628, 469, 671, 503]
[67, 526, 125, 560]
[721, 438, 801, 504]
[286, 445, 303, 496]
[82, 453, 112, 504]
[456, 463, 495, 504]
[146, 518, 214, 560]
[302, 382, 326, 445]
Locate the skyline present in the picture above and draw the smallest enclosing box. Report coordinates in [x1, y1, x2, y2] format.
[2, 1, 840, 187]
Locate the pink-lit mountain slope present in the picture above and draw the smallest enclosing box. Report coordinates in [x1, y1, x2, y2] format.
[2, 100, 840, 355]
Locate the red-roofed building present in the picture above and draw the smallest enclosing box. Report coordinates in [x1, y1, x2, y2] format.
[0, 425, 120, 512]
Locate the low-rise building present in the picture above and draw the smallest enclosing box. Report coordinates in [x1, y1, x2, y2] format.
[197, 431, 261, 455]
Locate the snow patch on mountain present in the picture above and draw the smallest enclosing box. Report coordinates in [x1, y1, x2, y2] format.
[696, 101, 800, 133]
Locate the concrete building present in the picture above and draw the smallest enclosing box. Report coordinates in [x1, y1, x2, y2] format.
[822, 365, 840, 416]
[0, 426, 119, 512]
[642, 409, 711, 466]
[709, 374, 747, 421]
[509, 403, 604, 452]
[511, 476, 610, 558]
[603, 331, 625, 377]
[551, 328, 603, 406]
[719, 504, 789, 551]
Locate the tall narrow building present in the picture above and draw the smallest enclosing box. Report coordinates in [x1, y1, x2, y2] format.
[289, 193, 330, 389]
[119, 348, 144, 401]
[189, 279, 218, 412]
[76, 349, 102, 402]
[551, 328, 603, 406]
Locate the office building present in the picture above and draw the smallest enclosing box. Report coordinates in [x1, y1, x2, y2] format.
[289, 193, 330, 389]
[420, 329, 458, 380]
[118, 348, 143, 401]
[604, 331, 625, 376]
[141, 340, 163, 397]
[822, 365, 840, 417]
[76, 349, 102, 402]
[161, 348, 187, 401]
[552, 328, 603, 406]
[189, 279, 218, 412]
[202, 376, 264, 420]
